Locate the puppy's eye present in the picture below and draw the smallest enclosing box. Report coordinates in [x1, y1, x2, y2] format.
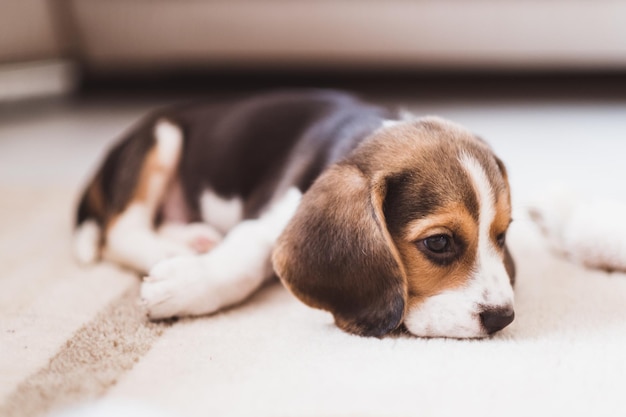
[417, 234, 461, 266]
[423, 234, 452, 254]
[496, 232, 506, 248]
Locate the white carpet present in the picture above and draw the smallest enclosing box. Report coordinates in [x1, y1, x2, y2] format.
[1, 94, 626, 417]
[103, 216, 626, 417]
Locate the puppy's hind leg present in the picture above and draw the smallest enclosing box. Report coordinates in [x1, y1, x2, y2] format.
[141, 188, 302, 319]
[103, 119, 193, 273]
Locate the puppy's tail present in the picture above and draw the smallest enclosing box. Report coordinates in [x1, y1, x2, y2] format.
[73, 179, 104, 265]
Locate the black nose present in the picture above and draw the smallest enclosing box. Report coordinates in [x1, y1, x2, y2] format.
[480, 307, 515, 334]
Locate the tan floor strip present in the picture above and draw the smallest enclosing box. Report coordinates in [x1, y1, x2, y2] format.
[0, 287, 169, 417]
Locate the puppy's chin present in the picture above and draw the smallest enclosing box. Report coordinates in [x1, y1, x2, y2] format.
[404, 288, 515, 339]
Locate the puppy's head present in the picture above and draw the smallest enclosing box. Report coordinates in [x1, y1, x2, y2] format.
[273, 117, 515, 338]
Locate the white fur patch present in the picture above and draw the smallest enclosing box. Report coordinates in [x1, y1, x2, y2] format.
[405, 291, 487, 338]
[199, 190, 244, 234]
[460, 153, 514, 309]
[73, 220, 101, 264]
[154, 119, 183, 167]
[404, 153, 514, 338]
[382, 110, 415, 128]
[141, 188, 302, 319]
[382, 119, 401, 128]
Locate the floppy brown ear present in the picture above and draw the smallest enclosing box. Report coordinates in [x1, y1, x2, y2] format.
[273, 163, 407, 337]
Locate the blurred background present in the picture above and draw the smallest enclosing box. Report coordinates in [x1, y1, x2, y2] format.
[1, 0, 626, 201]
[3, 0, 626, 98]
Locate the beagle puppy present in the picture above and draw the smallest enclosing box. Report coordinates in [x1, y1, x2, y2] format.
[75, 90, 516, 339]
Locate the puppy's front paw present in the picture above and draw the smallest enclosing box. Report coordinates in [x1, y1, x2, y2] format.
[141, 256, 213, 320]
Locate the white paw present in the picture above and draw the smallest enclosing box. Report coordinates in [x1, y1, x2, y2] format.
[527, 186, 626, 272]
[141, 255, 218, 320]
[562, 199, 626, 271]
[527, 184, 579, 251]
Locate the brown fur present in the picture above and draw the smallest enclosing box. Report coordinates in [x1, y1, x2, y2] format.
[133, 141, 179, 210]
[84, 175, 106, 222]
[106, 146, 166, 232]
[399, 203, 479, 301]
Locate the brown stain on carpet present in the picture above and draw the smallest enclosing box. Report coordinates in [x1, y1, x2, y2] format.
[0, 287, 169, 417]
